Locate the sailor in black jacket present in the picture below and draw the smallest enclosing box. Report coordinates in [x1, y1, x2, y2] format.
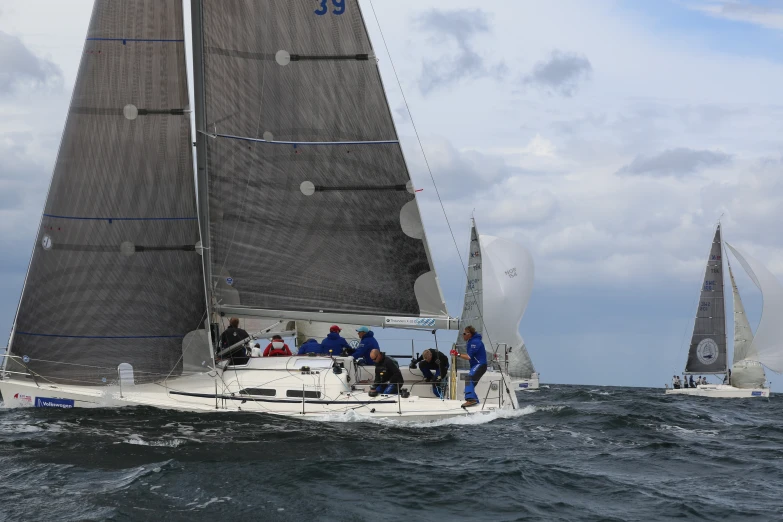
[370, 349, 404, 395]
[219, 317, 250, 365]
[409, 348, 449, 398]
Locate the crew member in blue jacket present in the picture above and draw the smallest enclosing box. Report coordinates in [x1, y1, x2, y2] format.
[297, 338, 322, 355]
[451, 326, 487, 407]
[352, 326, 379, 365]
[321, 325, 352, 356]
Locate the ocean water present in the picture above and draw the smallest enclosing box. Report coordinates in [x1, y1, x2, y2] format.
[0, 385, 782, 521]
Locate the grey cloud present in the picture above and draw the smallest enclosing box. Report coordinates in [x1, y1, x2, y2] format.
[617, 148, 732, 177]
[693, 2, 783, 31]
[523, 51, 592, 97]
[416, 9, 506, 95]
[404, 138, 536, 201]
[0, 30, 62, 93]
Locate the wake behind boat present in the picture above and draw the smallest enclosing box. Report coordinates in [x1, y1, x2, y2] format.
[0, 0, 519, 419]
[666, 224, 781, 398]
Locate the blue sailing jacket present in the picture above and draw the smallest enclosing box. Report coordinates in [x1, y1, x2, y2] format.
[352, 331, 380, 365]
[321, 332, 351, 356]
[466, 333, 487, 366]
[297, 339, 322, 355]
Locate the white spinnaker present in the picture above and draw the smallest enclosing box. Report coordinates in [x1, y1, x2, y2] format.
[726, 243, 783, 373]
[480, 235, 535, 378]
[728, 263, 757, 363]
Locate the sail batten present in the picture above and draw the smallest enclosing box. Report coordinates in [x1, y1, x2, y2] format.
[684, 225, 728, 374]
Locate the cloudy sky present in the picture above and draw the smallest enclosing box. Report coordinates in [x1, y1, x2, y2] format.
[1, 1, 782, 387]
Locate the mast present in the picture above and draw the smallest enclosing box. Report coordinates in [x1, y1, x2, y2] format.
[190, 0, 215, 343]
[721, 224, 729, 374]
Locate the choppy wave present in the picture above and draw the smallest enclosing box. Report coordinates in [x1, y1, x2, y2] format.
[1, 385, 782, 520]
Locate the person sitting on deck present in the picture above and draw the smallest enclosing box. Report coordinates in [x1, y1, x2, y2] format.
[297, 338, 322, 355]
[368, 349, 404, 396]
[689, 375, 696, 388]
[321, 325, 352, 357]
[219, 317, 250, 365]
[672, 376, 681, 389]
[410, 348, 450, 398]
[700, 376, 707, 385]
[351, 326, 379, 365]
[263, 335, 292, 357]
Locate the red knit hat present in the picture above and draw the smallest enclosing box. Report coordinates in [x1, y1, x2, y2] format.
[329, 325, 341, 333]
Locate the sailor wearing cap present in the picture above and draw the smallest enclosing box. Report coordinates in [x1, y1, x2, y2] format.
[320, 325, 352, 356]
[352, 326, 380, 365]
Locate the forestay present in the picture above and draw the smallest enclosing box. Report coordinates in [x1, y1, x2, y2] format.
[685, 226, 728, 375]
[198, 0, 448, 319]
[726, 243, 783, 374]
[6, 0, 206, 385]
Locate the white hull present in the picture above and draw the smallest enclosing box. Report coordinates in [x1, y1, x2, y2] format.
[510, 374, 540, 391]
[665, 384, 770, 398]
[0, 356, 519, 421]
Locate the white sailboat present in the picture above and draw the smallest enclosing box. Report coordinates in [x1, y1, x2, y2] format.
[666, 224, 777, 398]
[0, 0, 519, 419]
[455, 219, 539, 391]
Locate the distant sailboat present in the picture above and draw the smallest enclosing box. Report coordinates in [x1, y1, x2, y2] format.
[666, 224, 776, 398]
[455, 219, 539, 390]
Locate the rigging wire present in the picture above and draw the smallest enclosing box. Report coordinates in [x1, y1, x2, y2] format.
[367, 1, 514, 405]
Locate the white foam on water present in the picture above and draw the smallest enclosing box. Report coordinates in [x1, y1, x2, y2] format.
[657, 424, 719, 439]
[0, 421, 44, 434]
[122, 434, 186, 447]
[189, 497, 231, 510]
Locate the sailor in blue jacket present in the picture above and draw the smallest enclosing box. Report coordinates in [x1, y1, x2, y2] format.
[351, 326, 380, 365]
[321, 325, 352, 356]
[297, 338, 322, 355]
[451, 326, 487, 407]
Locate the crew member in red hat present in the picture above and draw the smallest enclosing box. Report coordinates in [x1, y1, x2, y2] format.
[320, 325, 352, 356]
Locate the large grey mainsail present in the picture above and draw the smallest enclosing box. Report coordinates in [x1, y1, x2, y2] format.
[197, 0, 448, 320]
[455, 220, 484, 369]
[684, 225, 728, 374]
[6, 0, 205, 385]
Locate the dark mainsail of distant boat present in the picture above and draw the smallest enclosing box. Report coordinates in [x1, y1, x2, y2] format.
[685, 225, 728, 375]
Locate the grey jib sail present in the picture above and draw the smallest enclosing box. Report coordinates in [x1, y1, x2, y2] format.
[198, 0, 447, 319]
[685, 225, 728, 374]
[6, 0, 206, 385]
[455, 220, 483, 369]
